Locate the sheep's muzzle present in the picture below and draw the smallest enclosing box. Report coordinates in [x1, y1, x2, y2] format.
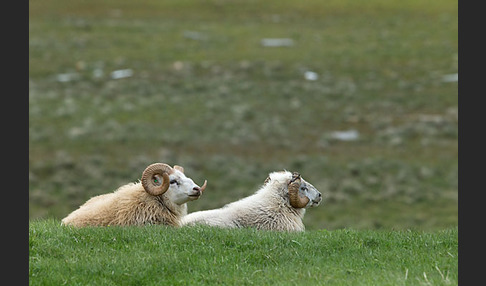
[188, 180, 208, 199]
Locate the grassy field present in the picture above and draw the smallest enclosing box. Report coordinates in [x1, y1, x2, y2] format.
[29, 0, 458, 230]
[29, 220, 458, 285]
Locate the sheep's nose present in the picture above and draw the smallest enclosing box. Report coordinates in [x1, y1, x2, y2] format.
[193, 186, 201, 192]
[318, 193, 322, 197]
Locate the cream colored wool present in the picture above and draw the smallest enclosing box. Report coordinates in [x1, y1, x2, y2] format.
[62, 164, 206, 227]
[62, 182, 186, 227]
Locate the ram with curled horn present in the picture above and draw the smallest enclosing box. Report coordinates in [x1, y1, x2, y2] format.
[62, 162, 207, 227]
[181, 170, 322, 232]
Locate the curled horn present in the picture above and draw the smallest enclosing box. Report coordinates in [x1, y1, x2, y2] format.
[141, 163, 174, 196]
[288, 172, 310, 208]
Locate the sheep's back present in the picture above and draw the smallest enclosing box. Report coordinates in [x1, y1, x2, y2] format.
[61, 192, 118, 227]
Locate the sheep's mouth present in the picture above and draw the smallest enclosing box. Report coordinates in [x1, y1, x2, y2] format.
[188, 192, 202, 200]
[310, 199, 322, 207]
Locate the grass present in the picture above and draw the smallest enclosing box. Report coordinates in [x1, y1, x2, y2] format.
[29, 0, 457, 230]
[29, 219, 458, 285]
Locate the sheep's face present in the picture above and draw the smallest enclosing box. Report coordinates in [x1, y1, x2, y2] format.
[297, 178, 322, 208]
[165, 170, 205, 205]
[265, 171, 322, 208]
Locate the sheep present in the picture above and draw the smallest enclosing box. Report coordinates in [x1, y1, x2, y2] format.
[181, 170, 322, 232]
[61, 163, 207, 227]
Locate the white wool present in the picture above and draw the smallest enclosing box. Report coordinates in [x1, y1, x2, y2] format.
[181, 170, 322, 232]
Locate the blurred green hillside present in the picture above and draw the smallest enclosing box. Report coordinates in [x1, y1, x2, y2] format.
[29, 0, 458, 230]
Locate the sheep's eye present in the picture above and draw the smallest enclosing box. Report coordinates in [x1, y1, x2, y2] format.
[170, 180, 179, 185]
[301, 186, 308, 191]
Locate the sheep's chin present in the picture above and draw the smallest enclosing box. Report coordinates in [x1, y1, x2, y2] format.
[309, 198, 322, 207]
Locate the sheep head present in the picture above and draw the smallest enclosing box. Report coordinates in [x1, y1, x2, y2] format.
[287, 172, 322, 208]
[141, 163, 207, 204]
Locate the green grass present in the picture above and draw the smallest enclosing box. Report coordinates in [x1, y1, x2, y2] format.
[29, 0, 457, 230]
[29, 219, 457, 285]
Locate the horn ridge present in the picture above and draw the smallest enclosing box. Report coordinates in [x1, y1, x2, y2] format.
[288, 173, 310, 208]
[141, 163, 174, 196]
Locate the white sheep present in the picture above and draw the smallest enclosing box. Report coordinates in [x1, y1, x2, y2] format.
[61, 163, 207, 227]
[181, 170, 322, 232]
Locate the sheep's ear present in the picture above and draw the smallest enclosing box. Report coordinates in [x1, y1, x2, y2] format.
[174, 165, 184, 174]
